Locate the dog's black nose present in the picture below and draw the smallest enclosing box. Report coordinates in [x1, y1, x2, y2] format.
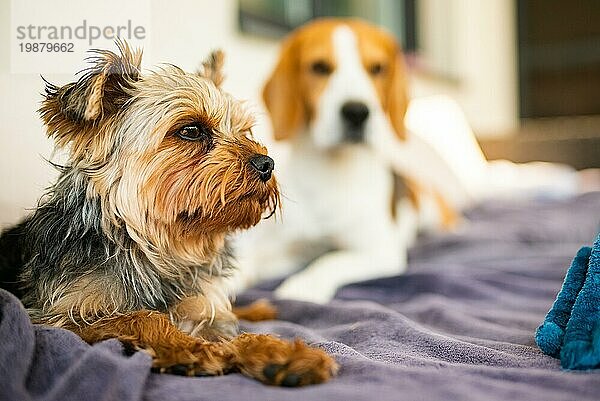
[341, 101, 370, 127]
[249, 154, 274, 182]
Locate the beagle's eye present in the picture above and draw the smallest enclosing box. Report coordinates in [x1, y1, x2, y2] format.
[310, 60, 333, 76]
[177, 124, 211, 141]
[369, 63, 385, 76]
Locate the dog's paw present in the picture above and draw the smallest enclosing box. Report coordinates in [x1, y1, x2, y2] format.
[233, 298, 278, 321]
[148, 340, 233, 377]
[274, 275, 336, 304]
[233, 333, 338, 386]
[536, 321, 565, 357]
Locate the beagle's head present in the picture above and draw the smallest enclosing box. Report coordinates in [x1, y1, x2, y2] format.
[263, 18, 409, 150]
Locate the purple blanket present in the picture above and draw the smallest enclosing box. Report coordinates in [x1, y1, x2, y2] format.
[2, 193, 600, 401]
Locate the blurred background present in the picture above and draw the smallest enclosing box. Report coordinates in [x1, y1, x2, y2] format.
[0, 0, 599, 225]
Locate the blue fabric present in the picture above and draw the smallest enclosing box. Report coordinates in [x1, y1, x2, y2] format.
[536, 234, 600, 369]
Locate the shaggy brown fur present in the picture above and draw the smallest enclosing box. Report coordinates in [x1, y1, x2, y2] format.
[233, 299, 278, 322]
[0, 40, 337, 386]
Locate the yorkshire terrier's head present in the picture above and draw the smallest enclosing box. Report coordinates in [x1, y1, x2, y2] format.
[39, 41, 279, 265]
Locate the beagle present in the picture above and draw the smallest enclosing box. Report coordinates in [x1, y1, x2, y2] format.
[234, 18, 455, 303]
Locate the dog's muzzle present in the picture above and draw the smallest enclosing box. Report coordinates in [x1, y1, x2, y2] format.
[249, 154, 275, 182]
[340, 101, 369, 143]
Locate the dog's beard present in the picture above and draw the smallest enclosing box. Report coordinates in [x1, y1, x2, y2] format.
[175, 180, 279, 235]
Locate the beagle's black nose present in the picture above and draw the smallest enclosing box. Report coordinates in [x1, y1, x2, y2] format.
[341, 101, 370, 127]
[249, 154, 275, 182]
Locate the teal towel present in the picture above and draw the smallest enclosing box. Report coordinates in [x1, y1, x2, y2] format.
[536, 233, 600, 369]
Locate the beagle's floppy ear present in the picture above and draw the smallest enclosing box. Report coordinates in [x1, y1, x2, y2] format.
[198, 50, 225, 88]
[386, 49, 410, 141]
[262, 38, 305, 141]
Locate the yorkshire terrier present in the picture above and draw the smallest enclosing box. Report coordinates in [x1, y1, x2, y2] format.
[0, 41, 337, 386]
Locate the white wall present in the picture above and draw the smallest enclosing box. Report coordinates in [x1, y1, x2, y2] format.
[0, 0, 54, 226]
[413, 0, 519, 138]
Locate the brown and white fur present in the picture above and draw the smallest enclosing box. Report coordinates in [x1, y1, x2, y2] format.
[234, 19, 457, 303]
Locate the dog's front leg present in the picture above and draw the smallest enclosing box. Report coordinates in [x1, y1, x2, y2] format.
[74, 310, 238, 376]
[74, 311, 336, 385]
[274, 250, 403, 303]
[172, 294, 277, 340]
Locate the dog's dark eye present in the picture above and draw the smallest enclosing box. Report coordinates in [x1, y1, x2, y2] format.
[311, 60, 333, 76]
[177, 124, 211, 141]
[369, 63, 385, 76]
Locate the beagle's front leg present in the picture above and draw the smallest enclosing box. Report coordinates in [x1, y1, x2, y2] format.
[274, 249, 404, 303]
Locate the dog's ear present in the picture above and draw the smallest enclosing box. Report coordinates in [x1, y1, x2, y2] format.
[39, 40, 142, 150]
[262, 38, 305, 141]
[198, 50, 225, 88]
[386, 48, 410, 141]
